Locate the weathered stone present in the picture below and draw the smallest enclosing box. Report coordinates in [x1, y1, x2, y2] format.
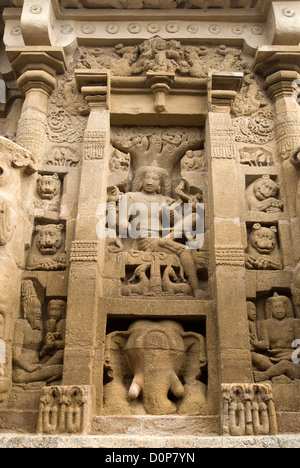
[0, 0, 300, 446]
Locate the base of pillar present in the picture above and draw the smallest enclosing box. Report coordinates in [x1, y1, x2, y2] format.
[0, 433, 299, 448]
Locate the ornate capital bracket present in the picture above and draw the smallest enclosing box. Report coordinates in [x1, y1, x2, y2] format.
[75, 69, 110, 110]
[254, 46, 300, 81]
[208, 72, 243, 113]
[146, 71, 175, 114]
[254, 47, 300, 102]
[7, 47, 66, 95]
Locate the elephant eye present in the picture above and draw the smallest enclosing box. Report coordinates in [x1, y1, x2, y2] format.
[0, 167, 4, 177]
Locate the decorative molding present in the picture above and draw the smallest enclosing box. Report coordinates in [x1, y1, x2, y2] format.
[83, 131, 107, 161]
[37, 386, 92, 435]
[70, 241, 99, 263]
[215, 246, 245, 267]
[221, 383, 277, 437]
[210, 127, 237, 159]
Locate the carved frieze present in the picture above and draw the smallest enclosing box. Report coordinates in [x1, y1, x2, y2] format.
[78, 41, 250, 79]
[70, 241, 99, 263]
[37, 385, 91, 434]
[60, 0, 258, 8]
[221, 383, 277, 436]
[215, 246, 245, 267]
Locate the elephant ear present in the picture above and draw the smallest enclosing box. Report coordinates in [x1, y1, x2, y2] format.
[182, 332, 207, 382]
[104, 331, 130, 381]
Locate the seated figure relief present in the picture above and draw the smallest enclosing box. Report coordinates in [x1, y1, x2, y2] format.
[245, 224, 282, 271]
[26, 224, 67, 271]
[107, 166, 206, 298]
[104, 320, 207, 416]
[13, 281, 64, 385]
[248, 294, 300, 383]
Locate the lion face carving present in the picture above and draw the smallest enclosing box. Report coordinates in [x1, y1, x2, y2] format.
[36, 224, 64, 256]
[246, 223, 282, 270]
[250, 224, 277, 255]
[37, 174, 61, 201]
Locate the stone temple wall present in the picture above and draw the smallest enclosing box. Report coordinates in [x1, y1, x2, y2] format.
[0, 0, 300, 443]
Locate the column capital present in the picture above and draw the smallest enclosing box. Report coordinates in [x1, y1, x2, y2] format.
[208, 72, 243, 113]
[7, 47, 66, 94]
[75, 70, 110, 110]
[254, 46, 300, 79]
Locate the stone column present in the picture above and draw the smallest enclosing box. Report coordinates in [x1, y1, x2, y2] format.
[207, 73, 253, 383]
[8, 48, 66, 160]
[62, 71, 110, 413]
[254, 48, 300, 262]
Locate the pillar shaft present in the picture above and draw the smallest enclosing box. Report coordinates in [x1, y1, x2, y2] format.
[63, 71, 111, 413]
[207, 75, 253, 383]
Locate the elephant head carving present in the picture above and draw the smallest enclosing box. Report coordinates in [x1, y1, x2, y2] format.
[104, 320, 207, 415]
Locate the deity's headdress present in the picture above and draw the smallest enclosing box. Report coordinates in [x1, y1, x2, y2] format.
[265, 292, 294, 319]
[21, 280, 41, 319]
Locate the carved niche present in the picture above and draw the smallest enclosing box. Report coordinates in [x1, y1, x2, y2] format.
[12, 281, 65, 386]
[26, 224, 67, 271]
[34, 173, 62, 213]
[248, 294, 300, 384]
[104, 320, 207, 416]
[246, 176, 284, 213]
[245, 224, 282, 271]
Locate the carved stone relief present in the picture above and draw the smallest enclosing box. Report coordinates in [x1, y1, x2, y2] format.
[248, 294, 300, 384]
[37, 385, 91, 434]
[13, 281, 65, 385]
[107, 165, 207, 299]
[111, 126, 204, 180]
[221, 383, 277, 436]
[26, 224, 67, 271]
[61, 0, 258, 8]
[78, 41, 250, 79]
[104, 320, 207, 416]
[246, 176, 284, 213]
[34, 173, 62, 213]
[245, 224, 282, 271]
[239, 148, 274, 167]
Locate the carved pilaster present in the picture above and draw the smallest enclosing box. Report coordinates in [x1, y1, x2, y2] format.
[254, 48, 300, 161]
[7, 48, 66, 160]
[207, 72, 252, 383]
